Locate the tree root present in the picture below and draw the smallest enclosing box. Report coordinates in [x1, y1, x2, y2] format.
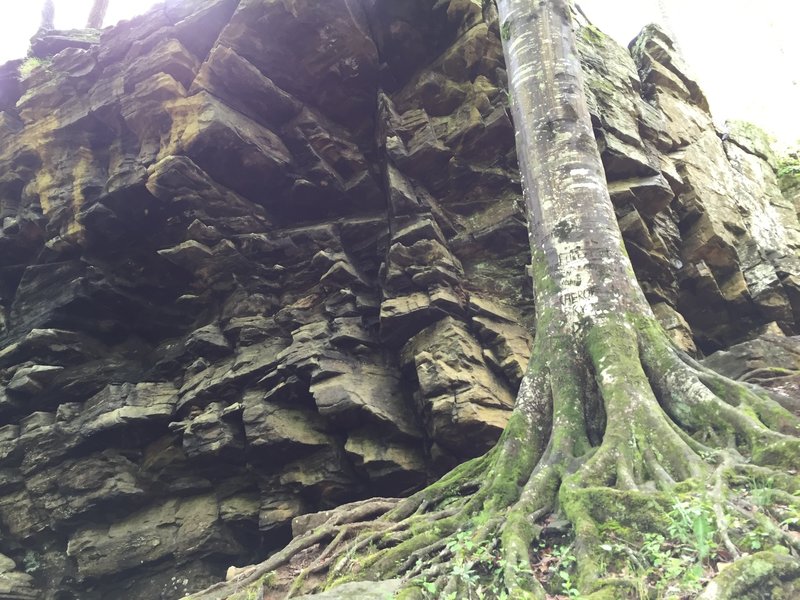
[184, 316, 800, 600]
[698, 551, 800, 600]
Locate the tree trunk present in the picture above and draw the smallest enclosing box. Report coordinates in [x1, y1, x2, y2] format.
[489, 1, 800, 596]
[86, 0, 109, 29]
[499, 0, 653, 336]
[187, 2, 800, 599]
[40, 0, 55, 31]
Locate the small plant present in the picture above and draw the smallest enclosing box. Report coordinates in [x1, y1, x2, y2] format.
[412, 516, 526, 600]
[667, 497, 717, 563]
[593, 495, 725, 598]
[21, 551, 42, 574]
[746, 476, 775, 507]
[19, 57, 52, 77]
[777, 151, 800, 176]
[779, 502, 800, 531]
[500, 20, 512, 41]
[550, 543, 581, 598]
[637, 530, 704, 596]
[741, 528, 772, 551]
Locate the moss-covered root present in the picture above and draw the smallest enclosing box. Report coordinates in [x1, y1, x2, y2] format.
[550, 315, 800, 597]
[186, 313, 800, 600]
[343, 388, 556, 598]
[638, 319, 800, 469]
[699, 552, 800, 600]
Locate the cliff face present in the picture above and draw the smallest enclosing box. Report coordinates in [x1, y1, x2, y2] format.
[0, 1, 797, 598]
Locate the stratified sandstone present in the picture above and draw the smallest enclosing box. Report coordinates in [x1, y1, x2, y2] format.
[0, 1, 797, 598]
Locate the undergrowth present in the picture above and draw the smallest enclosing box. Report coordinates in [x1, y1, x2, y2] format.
[402, 479, 800, 600]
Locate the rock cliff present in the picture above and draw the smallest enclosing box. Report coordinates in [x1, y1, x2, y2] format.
[0, 1, 797, 598]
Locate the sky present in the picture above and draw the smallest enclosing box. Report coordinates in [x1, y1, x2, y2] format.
[0, 0, 797, 150]
[0, 0, 160, 63]
[578, 0, 800, 151]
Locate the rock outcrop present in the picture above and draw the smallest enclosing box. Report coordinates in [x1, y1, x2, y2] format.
[0, 1, 797, 598]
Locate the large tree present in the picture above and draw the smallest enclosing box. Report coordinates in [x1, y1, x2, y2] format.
[193, 1, 800, 598]
[86, 0, 109, 29]
[40, 0, 55, 30]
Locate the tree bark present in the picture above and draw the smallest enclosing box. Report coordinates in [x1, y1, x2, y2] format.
[40, 0, 55, 31]
[86, 0, 109, 29]
[498, 0, 651, 329]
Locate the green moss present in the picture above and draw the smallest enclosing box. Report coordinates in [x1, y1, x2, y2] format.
[503, 509, 535, 545]
[547, 343, 592, 457]
[707, 552, 800, 599]
[500, 19, 512, 41]
[486, 411, 543, 507]
[673, 479, 703, 494]
[229, 573, 276, 600]
[562, 486, 672, 533]
[357, 529, 441, 581]
[702, 374, 800, 436]
[18, 56, 52, 77]
[597, 519, 635, 541]
[394, 587, 425, 600]
[778, 153, 800, 195]
[579, 24, 607, 46]
[559, 479, 680, 591]
[413, 453, 489, 505]
[583, 580, 637, 600]
[529, 247, 558, 297]
[585, 318, 639, 373]
[752, 438, 800, 469]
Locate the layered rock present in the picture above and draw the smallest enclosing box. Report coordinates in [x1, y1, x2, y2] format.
[581, 23, 800, 350]
[702, 333, 800, 414]
[0, 0, 796, 598]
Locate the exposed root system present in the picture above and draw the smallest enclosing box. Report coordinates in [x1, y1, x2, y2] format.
[187, 316, 800, 600]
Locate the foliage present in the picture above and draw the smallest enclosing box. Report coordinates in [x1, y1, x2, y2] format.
[777, 146, 800, 202]
[548, 542, 581, 598]
[500, 20, 511, 42]
[777, 152, 800, 179]
[18, 57, 51, 77]
[588, 484, 800, 599]
[413, 525, 512, 600]
[668, 498, 716, 562]
[594, 496, 717, 598]
[408, 485, 791, 600]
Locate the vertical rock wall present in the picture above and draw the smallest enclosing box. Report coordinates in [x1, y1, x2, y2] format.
[0, 1, 796, 597]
